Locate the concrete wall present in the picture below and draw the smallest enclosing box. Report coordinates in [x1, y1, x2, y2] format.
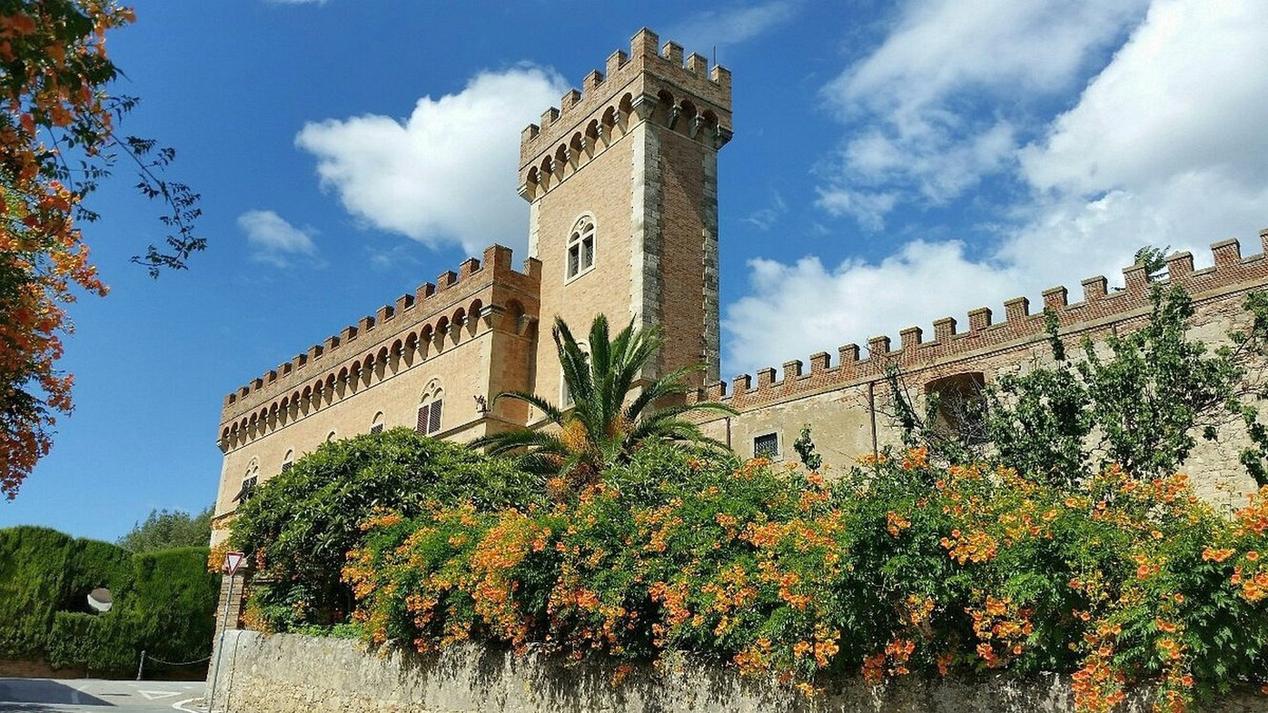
[206, 631, 1267, 713]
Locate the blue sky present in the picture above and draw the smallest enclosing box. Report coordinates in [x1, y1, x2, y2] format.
[4, 0, 1268, 541]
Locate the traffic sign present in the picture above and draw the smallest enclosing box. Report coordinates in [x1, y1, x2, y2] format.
[223, 551, 245, 576]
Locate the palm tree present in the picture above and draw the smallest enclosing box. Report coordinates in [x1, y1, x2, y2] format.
[470, 315, 736, 478]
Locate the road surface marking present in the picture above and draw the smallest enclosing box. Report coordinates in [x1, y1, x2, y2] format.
[140, 689, 181, 700]
[173, 697, 205, 712]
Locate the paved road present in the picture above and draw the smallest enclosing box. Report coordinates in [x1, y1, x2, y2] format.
[0, 679, 206, 713]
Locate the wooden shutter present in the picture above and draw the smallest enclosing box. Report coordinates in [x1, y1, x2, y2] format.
[416, 404, 430, 433]
[428, 399, 443, 434]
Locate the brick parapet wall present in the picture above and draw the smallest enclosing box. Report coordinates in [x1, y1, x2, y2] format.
[517, 29, 732, 206]
[693, 232, 1268, 412]
[219, 245, 540, 430]
[518, 28, 731, 173]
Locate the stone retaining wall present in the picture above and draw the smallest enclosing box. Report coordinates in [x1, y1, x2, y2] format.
[207, 630, 1268, 713]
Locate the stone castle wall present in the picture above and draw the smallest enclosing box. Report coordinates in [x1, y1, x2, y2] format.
[211, 245, 542, 544]
[205, 630, 1267, 713]
[695, 234, 1268, 511]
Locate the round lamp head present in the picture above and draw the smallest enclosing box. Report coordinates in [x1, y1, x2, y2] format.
[87, 587, 113, 613]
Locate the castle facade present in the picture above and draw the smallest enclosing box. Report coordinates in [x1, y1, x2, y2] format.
[211, 28, 1268, 548]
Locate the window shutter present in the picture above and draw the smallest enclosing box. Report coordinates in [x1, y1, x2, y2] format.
[416, 404, 430, 433]
[370, 424, 383, 435]
[281, 461, 293, 473]
[428, 399, 443, 434]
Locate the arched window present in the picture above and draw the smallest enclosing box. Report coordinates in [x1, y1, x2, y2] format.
[281, 449, 295, 473]
[370, 411, 385, 435]
[234, 460, 260, 503]
[417, 379, 444, 436]
[326, 430, 337, 443]
[925, 372, 987, 444]
[566, 216, 596, 280]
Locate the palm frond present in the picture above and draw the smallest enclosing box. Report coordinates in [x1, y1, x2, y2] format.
[470, 428, 570, 456]
[491, 390, 565, 425]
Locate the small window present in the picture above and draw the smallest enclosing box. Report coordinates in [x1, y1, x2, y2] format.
[281, 461, 293, 473]
[753, 432, 780, 459]
[370, 412, 384, 435]
[566, 217, 596, 280]
[326, 430, 337, 443]
[281, 450, 294, 472]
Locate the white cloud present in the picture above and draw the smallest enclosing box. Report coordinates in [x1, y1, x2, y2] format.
[817, 0, 1145, 219]
[725, 0, 1268, 377]
[1020, 0, 1268, 195]
[295, 66, 566, 256]
[237, 209, 319, 268]
[813, 187, 897, 231]
[669, 1, 797, 51]
[744, 189, 788, 231]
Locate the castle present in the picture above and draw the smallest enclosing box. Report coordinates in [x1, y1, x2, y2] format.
[211, 27, 1268, 551]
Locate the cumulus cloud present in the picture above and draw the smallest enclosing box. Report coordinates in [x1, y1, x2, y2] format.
[724, 0, 1268, 377]
[669, 1, 797, 51]
[238, 209, 319, 268]
[817, 0, 1145, 223]
[296, 67, 566, 256]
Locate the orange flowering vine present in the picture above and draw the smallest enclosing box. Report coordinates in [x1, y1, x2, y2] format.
[0, 1, 202, 499]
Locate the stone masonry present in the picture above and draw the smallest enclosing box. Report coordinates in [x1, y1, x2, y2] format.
[205, 630, 1268, 713]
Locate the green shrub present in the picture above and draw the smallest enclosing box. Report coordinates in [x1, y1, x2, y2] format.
[0, 527, 217, 675]
[344, 444, 1268, 712]
[229, 427, 543, 631]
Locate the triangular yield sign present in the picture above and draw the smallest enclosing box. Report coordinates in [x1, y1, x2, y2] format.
[223, 551, 245, 575]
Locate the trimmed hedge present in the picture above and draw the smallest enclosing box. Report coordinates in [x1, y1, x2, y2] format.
[0, 527, 217, 675]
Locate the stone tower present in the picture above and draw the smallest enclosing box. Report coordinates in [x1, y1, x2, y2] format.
[517, 28, 732, 408]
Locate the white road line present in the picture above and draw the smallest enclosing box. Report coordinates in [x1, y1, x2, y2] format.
[172, 697, 205, 713]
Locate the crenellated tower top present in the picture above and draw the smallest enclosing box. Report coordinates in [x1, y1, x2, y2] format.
[517, 27, 733, 202]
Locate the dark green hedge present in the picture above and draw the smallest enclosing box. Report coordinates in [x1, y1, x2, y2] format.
[0, 527, 218, 675]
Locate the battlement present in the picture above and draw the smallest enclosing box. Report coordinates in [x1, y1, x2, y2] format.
[691, 230, 1268, 410]
[517, 28, 733, 201]
[219, 244, 541, 427]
